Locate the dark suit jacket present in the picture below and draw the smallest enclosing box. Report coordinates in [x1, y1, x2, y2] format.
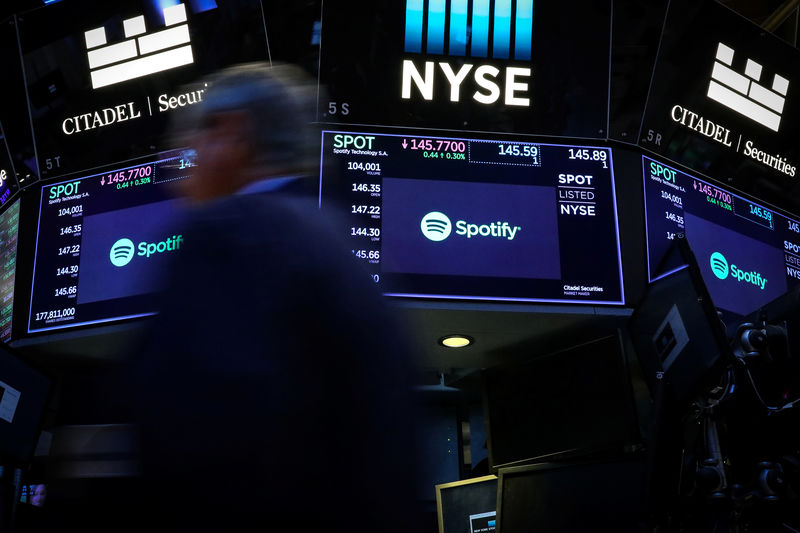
[126, 190, 420, 531]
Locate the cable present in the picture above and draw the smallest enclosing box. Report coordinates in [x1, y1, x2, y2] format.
[743, 366, 800, 415]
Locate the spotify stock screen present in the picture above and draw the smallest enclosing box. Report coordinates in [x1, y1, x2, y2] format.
[28, 151, 193, 333]
[643, 155, 800, 317]
[320, 131, 624, 304]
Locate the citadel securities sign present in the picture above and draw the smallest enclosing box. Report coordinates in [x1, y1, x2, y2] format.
[318, 0, 612, 138]
[18, 0, 269, 179]
[639, 0, 800, 188]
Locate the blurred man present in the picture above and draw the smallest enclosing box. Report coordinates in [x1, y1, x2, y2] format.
[127, 63, 420, 531]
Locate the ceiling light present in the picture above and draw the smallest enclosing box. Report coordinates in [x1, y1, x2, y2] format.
[439, 335, 473, 348]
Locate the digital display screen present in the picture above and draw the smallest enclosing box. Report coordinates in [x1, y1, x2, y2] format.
[435, 475, 497, 533]
[0, 346, 51, 464]
[0, 17, 38, 185]
[0, 123, 20, 204]
[17, 0, 269, 180]
[320, 130, 624, 304]
[27, 150, 194, 333]
[0, 199, 20, 342]
[317, 0, 611, 138]
[643, 155, 800, 318]
[638, 0, 800, 209]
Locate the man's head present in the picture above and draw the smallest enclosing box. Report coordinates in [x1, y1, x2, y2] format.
[172, 62, 316, 202]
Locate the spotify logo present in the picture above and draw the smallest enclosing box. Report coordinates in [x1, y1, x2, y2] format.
[710, 252, 729, 279]
[110, 238, 135, 267]
[109, 235, 184, 267]
[709, 251, 768, 290]
[421, 211, 452, 241]
[421, 211, 522, 242]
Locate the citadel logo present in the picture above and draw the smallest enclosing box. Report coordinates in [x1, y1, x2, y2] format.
[84, 2, 194, 89]
[706, 42, 789, 132]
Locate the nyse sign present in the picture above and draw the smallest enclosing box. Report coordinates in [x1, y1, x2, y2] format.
[318, 0, 611, 138]
[401, 0, 532, 107]
[401, 60, 530, 106]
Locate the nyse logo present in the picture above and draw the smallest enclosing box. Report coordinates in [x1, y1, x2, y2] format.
[402, 0, 533, 107]
[84, 3, 194, 89]
[707, 42, 789, 132]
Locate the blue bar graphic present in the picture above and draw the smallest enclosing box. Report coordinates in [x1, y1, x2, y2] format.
[427, 0, 446, 54]
[449, 0, 469, 56]
[515, 0, 533, 60]
[493, 0, 511, 58]
[472, 0, 490, 57]
[404, 0, 424, 53]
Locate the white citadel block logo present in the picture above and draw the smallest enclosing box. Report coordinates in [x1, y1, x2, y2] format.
[707, 42, 789, 132]
[84, 3, 194, 89]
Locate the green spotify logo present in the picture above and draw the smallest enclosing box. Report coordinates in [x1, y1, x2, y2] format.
[709, 251, 768, 290]
[421, 211, 452, 241]
[109, 235, 184, 267]
[110, 238, 135, 267]
[710, 252, 729, 279]
[421, 211, 523, 242]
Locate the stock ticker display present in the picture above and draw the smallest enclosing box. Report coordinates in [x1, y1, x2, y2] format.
[320, 131, 624, 304]
[0, 200, 20, 342]
[643, 155, 800, 317]
[0, 125, 19, 206]
[27, 150, 194, 333]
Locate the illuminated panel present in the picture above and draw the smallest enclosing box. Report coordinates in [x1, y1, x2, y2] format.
[27, 150, 196, 333]
[320, 130, 624, 305]
[427, 0, 446, 55]
[643, 155, 800, 317]
[0, 200, 20, 342]
[449, 0, 468, 57]
[515, 0, 533, 61]
[493, 0, 511, 59]
[471, 0, 490, 58]
[404, 0, 424, 53]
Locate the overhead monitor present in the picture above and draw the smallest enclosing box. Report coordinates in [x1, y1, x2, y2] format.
[0, 199, 20, 342]
[496, 458, 647, 532]
[638, 0, 800, 206]
[630, 234, 733, 406]
[319, 129, 624, 305]
[643, 155, 799, 320]
[0, 122, 20, 204]
[26, 149, 194, 334]
[17, 0, 270, 180]
[0, 17, 38, 184]
[0, 345, 51, 466]
[317, 0, 612, 138]
[482, 334, 639, 470]
[435, 475, 497, 533]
